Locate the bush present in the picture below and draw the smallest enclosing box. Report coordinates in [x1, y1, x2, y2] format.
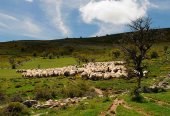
[2, 102, 29, 116]
[75, 102, 88, 110]
[0, 90, 6, 104]
[131, 88, 145, 103]
[10, 94, 23, 103]
[112, 50, 121, 58]
[150, 51, 159, 59]
[34, 87, 56, 100]
[15, 85, 22, 88]
[33, 52, 37, 57]
[11, 64, 16, 69]
[48, 53, 54, 59]
[41, 52, 48, 58]
[61, 82, 89, 98]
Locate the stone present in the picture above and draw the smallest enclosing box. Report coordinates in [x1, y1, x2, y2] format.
[23, 100, 38, 108]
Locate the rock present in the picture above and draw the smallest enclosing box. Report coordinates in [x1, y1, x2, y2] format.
[98, 94, 104, 98]
[82, 97, 87, 100]
[70, 99, 76, 104]
[60, 103, 67, 107]
[109, 95, 115, 98]
[23, 100, 38, 108]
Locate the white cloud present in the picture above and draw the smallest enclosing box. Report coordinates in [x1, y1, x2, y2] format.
[80, 0, 149, 25]
[0, 12, 49, 39]
[0, 22, 9, 29]
[94, 23, 125, 36]
[79, 0, 150, 36]
[63, 0, 90, 9]
[39, 0, 70, 36]
[0, 12, 18, 21]
[25, 0, 33, 3]
[150, 0, 170, 10]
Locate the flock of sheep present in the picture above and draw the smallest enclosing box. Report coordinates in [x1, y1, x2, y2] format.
[17, 61, 128, 80]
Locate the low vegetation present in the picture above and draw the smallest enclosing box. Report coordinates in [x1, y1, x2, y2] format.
[0, 18, 170, 115]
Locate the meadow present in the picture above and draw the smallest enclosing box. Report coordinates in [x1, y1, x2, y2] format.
[0, 29, 170, 115]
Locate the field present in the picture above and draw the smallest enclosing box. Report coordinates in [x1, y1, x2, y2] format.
[0, 30, 170, 115]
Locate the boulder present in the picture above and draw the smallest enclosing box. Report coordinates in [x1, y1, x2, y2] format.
[23, 100, 38, 108]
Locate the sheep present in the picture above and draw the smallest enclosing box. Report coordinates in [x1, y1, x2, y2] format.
[19, 61, 128, 80]
[81, 72, 89, 80]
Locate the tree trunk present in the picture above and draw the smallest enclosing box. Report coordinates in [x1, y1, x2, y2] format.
[137, 77, 141, 89]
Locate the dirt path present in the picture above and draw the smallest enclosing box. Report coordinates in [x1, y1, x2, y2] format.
[99, 98, 124, 116]
[99, 98, 152, 116]
[122, 103, 151, 116]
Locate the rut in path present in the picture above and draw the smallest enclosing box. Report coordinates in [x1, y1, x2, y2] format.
[122, 102, 151, 116]
[99, 98, 124, 116]
[99, 98, 152, 116]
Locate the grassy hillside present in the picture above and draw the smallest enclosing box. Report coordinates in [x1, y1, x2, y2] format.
[0, 28, 170, 115]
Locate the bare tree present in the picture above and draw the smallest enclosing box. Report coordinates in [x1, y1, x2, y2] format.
[120, 17, 162, 91]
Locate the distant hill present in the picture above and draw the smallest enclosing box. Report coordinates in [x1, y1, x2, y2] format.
[0, 28, 169, 56]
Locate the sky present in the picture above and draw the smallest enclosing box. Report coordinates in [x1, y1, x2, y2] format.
[0, 0, 170, 42]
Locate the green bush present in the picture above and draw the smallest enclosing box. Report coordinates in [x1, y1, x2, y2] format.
[2, 102, 29, 116]
[10, 94, 23, 103]
[112, 50, 121, 58]
[0, 88, 6, 104]
[33, 52, 37, 57]
[150, 51, 159, 59]
[75, 102, 88, 110]
[34, 87, 56, 100]
[130, 88, 145, 103]
[61, 82, 89, 98]
[48, 53, 54, 59]
[11, 64, 16, 69]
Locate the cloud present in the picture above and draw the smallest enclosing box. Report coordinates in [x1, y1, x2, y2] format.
[0, 22, 9, 29]
[150, 0, 170, 10]
[0, 12, 18, 21]
[39, 0, 70, 36]
[63, 0, 91, 9]
[79, 0, 150, 36]
[80, 0, 149, 25]
[0, 12, 49, 39]
[94, 23, 125, 36]
[25, 0, 33, 3]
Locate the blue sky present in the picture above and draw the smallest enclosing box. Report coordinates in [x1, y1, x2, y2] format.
[0, 0, 170, 42]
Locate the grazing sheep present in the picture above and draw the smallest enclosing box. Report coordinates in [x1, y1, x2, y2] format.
[19, 61, 128, 80]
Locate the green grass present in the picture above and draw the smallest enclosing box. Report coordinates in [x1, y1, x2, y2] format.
[124, 95, 170, 116]
[144, 90, 170, 104]
[18, 57, 77, 69]
[116, 105, 142, 116]
[90, 78, 136, 91]
[0, 69, 21, 78]
[32, 97, 112, 116]
[0, 40, 170, 115]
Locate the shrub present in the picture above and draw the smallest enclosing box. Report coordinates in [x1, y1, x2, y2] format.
[34, 87, 56, 100]
[61, 82, 89, 98]
[33, 52, 37, 57]
[103, 97, 111, 103]
[75, 102, 88, 110]
[41, 52, 48, 58]
[2, 102, 29, 116]
[48, 53, 54, 59]
[15, 85, 22, 88]
[0, 90, 6, 104]
[10, 94, 23, 103]
[12, 64, 16, 69]
[150, 51, 159, 59]
[130, 88, 145, 103]
[112, 50, 121, 58]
